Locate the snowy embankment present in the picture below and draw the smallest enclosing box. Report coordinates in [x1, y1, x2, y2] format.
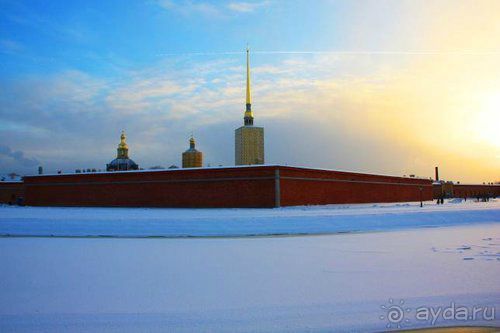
[0, 199, 499, 237]
[0, 224, 499, 332]
[0, 201, 499, 332]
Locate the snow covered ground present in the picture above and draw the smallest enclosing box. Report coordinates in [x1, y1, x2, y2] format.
[0, 200, 499, 332]
[0, 199, 499, 237]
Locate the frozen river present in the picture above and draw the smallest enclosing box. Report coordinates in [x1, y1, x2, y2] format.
[1, 223, 499, 332]
[1, 200, 499, 237]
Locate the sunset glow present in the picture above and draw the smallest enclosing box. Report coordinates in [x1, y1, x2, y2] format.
[0, 0, 499, 183]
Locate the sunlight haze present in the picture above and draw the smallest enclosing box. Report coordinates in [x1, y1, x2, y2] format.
[0, 0, 499, 183]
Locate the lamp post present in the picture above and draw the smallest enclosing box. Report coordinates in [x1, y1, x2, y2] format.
[419, 187, 423, 207]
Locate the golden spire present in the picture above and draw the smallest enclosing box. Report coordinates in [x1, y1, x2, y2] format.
[117, 130, 129, 159]
[244, 46, 254, 126]
[246, 47, 251, 105]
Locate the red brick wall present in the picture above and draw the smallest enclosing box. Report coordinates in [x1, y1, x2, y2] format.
[24, 167, 277, 208]
[452, 184, 500, 198]
[0, 182, 24, 204]
[279, 166, 433, 206]
[23, 166, 435, 208]
[432, 184, 443, 199]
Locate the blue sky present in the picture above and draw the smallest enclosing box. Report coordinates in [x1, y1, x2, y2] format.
[0, 0, 397, 79]
[1, 0, 499, 182]
[1, 1, 337, 75]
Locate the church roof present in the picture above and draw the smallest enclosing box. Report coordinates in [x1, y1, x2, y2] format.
[107, 158, 138, 168]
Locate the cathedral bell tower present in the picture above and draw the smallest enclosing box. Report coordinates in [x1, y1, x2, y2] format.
[235, 47, 265, 165]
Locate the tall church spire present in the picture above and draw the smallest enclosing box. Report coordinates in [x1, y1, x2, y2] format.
[235, 47, 265, 166]
[244, 47, 254, 126]
[246, 47, 251, 106]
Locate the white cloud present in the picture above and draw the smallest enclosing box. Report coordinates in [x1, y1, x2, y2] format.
[157, 0, 223, 17]
[156, 0, 270, 17]
[0, 39, 23, 54]
[227, 1, 268, 13]
[2, 48, 499, 181]
[0, 54, 392, 174]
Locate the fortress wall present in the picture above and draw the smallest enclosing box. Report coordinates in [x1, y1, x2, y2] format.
[452, 184, 500, 198]
[20, 165, 449, 208]
[278, 166, 433, 206]
[24, 167, 277, 208]
[0, 182, 24, 205]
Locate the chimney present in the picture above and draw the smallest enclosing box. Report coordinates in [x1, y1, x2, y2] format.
[435, 166, 439, 181]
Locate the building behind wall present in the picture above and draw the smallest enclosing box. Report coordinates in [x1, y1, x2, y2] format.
[235, 48, 264, 165]
[106, 131, 139, 171]
[235, 126, 264, 165]
[182, 136, 203, 168]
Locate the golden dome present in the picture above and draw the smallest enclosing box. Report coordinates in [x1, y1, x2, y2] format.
[182, 135, 203, 168]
